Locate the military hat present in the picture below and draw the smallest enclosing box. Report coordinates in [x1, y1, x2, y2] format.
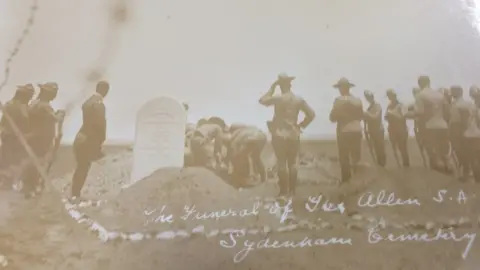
[333, 77, 355, 88]
[277, 72, 296, 82]
[16, 83, 35, 93]
[38, 82, 58, 91]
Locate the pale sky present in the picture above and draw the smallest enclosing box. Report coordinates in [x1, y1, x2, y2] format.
[1, 0, 480, 142]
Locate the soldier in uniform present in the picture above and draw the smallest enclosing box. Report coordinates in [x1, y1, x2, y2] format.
[414, 76, 452, 173]
[464, 86, 480, 182]
[22, 82, 65, 198]
[225, 124, 267, 186]
[448, 85, 472, 180]
[363, 90, 386, 167]
[329, 77, 362, 182]
[406, 87, 427, 166]
[385, 89, 410, 167]
[0, 84, 34, 186]
[70, 81, 109, 201]
[260, 73, 315, 196]
[189, 116, 228, 168]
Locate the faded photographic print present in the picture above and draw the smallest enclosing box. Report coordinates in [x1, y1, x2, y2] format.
[1, 0, 480, 269]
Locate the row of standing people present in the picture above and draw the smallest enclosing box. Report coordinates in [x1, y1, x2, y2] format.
[330, 75, 480, 183]
[0, 81, 109, 202]
[0, 83, 65, 198]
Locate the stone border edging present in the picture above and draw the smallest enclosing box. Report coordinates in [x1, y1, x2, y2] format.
[62, 196, 480, 245]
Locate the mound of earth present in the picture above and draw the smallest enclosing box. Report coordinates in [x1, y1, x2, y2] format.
[81, 167, 285, 233]
[51, 151, 133, 199]
[50, 149, 340, 201]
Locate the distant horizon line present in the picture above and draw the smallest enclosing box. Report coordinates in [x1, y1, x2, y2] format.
[59, 134, 419, 145]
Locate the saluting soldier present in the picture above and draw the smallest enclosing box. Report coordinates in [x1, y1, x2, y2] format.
[70, 81, 109, 202]
[363, 90, 386, 167]
[385, 89, 410, 167]
[329, 77, 363, 182]
[259, 73, 315, 196]
[0, 84, 34, 186]
[414, 76, 452, 173]
[448, 85, 471, 180]
[22, 82, 65, 198]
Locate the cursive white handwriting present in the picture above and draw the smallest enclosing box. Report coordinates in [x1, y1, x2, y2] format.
[268, 199, 293, 223]
[143, 205, 174, 225]
[305, 195, 345, 214]
[358, 190, 421, 208]
[180, 202, 260, 221]
[220, 230, 352, 263]
[367, 226, 476, 259]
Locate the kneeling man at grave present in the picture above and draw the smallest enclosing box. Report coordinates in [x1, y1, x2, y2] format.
[225, 123, 267, 186]
[189, 117, 229, 168]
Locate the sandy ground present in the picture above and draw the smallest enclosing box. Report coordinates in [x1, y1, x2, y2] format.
[1, 140, 480, 270]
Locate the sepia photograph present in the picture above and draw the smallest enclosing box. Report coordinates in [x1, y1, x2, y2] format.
[1, 0, 480, 269]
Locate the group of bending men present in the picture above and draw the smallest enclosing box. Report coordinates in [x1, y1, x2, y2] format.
[185, 73, 316, 196]
[330, 75, 480, 183]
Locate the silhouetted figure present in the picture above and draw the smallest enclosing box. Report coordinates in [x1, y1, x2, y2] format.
[260, 73, 315, 196]
[0, 84, 34, 186]
[363, 90, 386, 167]
[448, 85, 471, 180]
[22, 82, 64, 198]
[414, 76, 452, 173]
[385, 89, 410, 167]
[70, 81, 109, 201]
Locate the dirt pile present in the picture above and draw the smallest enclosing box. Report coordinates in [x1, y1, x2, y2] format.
[82, 167, 285, 233]
[51, 151, 133, 199]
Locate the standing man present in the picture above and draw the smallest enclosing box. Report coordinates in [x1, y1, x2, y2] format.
[22, 82, 65, 198]
[464, 86, 480, 182]
[385, 89, 410, 167]
[414, 76, 452, 173]
[448, 85, 471, 180]
[70, 81, 109, 202]
[259, 73, 315, 196]
[363, 90, 386, 167]
[329, 77, 363, 182]
[0, 84, 34, 187]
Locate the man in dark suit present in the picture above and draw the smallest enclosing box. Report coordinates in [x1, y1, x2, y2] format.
[70, 81, 109, 201]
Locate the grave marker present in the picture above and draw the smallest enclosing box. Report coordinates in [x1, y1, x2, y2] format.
[125, 96, 186, 188]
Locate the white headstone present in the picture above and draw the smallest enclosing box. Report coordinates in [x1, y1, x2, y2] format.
[125, 97, 186, 188]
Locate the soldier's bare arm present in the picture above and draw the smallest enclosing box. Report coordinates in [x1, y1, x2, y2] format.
[329, 98, 341, 122]
[298, 98, 316, 129]
[259, 82, 280, 107]
[413, 95, 424, 116]
[364, 103, 381, 120]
